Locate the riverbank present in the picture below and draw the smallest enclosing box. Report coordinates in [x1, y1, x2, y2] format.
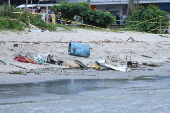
[0, 29, 170, 83]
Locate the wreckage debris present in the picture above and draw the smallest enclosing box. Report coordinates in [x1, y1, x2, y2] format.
[127, 61, 138, 68]
[0, 60, 6, 65]
[141, 55, 153, 58]
[126, 37, 135, 42]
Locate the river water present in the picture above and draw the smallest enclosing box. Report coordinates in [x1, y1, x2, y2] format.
[0, 75, 170, 113]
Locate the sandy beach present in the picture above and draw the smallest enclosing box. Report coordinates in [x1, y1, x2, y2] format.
[0, 28, 170, 84]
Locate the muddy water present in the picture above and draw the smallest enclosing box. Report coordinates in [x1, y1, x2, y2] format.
[0, 76, 170, 113]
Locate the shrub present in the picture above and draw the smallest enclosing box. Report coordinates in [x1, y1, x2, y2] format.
[126, 5, 169, 33]
[51, 2, 116, 28]
[0, 17, 25, 31]
[0, 4, 58, 31]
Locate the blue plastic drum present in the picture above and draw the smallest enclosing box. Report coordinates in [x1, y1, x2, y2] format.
[68, 42, 90, 58]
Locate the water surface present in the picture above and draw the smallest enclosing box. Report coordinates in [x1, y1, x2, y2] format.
[0, 76, 170, 113]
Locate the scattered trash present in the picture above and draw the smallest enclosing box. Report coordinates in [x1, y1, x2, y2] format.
[103, 62, 129, 72]
[68, 42, 90, 58]
[74, 60, 91, 69]
[61, 61, 80, 68]
[95, 59, 130, 72]
[89, 64, 100, 70]
[142, 63, 161, 67]
[10, 63, 27, 69]
[13, 44, 18, 47]
[9, 71, 24, 74]
[38, 59, 45, 64]
[141, 55, 152, 58]
[127, 61, 139, 68]
[29, 30, 43, 32]
[126, 37, 135, 42]
[0, 60, 6, 65]
[37, 54, 56, 64]
[13, 57, 37, 64]
[12, 51, 141, 72]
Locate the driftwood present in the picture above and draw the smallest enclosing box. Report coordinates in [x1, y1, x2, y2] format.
[10, 63, 27, 69]
[0, 60, 6, 65]
[141, 55, 153, 58]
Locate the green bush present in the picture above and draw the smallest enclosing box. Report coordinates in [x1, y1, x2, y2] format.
[126, 5, 169, 33]
[51, 2, 116, 28]
[0, 4, 58, 31]
[0, 17, 25, 31]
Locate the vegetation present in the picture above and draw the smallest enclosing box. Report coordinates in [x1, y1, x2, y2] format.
[126, 5, 169, 33]
[0, 3, 70, 31]
[0, 3, 169, 33]
[9, 71, 25, 74]
[51, 2, 116, 28]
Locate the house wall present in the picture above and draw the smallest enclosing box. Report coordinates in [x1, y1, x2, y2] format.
[64, 0, 170, 4]
[96, 4, 127, 24]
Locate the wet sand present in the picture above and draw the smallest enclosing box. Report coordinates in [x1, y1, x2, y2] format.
[0, 64, 170, 84]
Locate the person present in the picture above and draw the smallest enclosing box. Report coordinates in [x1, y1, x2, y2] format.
[36, 5, 41, 13]
[123, 14, 127, 24]
[47, 7, 51, 23]
[56, 12, 62, 24]
[105, 8, 110, 13]
[40, 10, 46, 21]
[50, 12, 56, 24]
[116, 12, 120, 25]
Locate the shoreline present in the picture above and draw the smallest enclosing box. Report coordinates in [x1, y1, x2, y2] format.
[0, 64, 170, 84]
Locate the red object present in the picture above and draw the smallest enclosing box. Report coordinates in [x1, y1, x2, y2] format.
[13, 57, 37, 64]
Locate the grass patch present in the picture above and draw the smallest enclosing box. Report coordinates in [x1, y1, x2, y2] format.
[9, 71, 25, 75]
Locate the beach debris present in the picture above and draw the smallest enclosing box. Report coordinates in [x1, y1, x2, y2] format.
[68, 42, 90, 58]
[13, 57, 37, 64]
[95, 59, 130, 72]
[142, 62, 161, 67]
[9, 71, 25, 75]
[61, 61, 80, 68]
[148, 69, 153, 71]
[28, 30, 43, 32]
[10, 63, 27, 69]
[88, 64, 100, 70]
[0, 60, 6, 65]
[0, 41, 6, 45]
[74, 60, 93, 69]
[159, 35, 169, 38]
[141, 55, 153, 58]
[127, 61, 139, 68]
[13, 44, 18, 47]
[38, 59, 45, 64]
[37, 54, 56, 64]
[126, 37, 135, 42]
[104, 62, 129, 72]
[106, 55, 124, 63]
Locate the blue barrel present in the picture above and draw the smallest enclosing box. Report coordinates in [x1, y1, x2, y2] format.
[68, 42, 90, 58]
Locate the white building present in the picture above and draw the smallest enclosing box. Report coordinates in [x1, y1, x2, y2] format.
[39, 0, 170, 24]
[39, 0, 170, 15]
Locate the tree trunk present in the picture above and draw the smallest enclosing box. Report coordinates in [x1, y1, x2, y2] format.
[8, 0, 10, 6]
[87, 0, 90, 8]
[25, 0, 28, 11]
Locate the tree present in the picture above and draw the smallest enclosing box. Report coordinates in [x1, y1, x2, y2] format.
[126, 5, 169, 33]
[51, 2, 116, 28]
